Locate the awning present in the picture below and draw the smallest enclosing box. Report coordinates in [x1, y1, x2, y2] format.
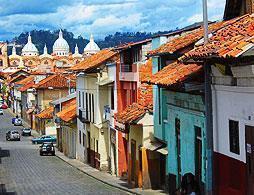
[157, 147, 168, 155]
[144, 141, 163, 151]
[96, 78, 113, 86]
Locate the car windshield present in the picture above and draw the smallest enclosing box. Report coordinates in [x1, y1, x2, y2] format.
[23, 128, 30, 131]
[11, 131, 19, 134]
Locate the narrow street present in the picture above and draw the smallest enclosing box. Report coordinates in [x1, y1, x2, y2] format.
[0, 110, 129, 195]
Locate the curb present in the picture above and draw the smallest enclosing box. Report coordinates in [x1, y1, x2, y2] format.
[55, 153, 140, 195]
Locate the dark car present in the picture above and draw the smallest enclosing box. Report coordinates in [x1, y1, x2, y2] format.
[39, 142, 55, 156]
[6, 130, 20, 141]
[22, 128, 32, 136]
[12, 118, 16, 124]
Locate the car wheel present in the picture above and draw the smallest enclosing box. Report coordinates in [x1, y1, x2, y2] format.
[29, 133, 31, 136]
[18, 138, 20, 141]
[52, 152, 55, 156]
[40, 152, 43, 156]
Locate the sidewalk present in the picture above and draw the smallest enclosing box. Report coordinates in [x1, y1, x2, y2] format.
[55, 150, 167, 195]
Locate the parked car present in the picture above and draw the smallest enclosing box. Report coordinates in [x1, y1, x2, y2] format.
[32, 135, 56, 144]
[1, 104, 7, 109]
[6, 130, 20, 141]
[0, 108, 3, 115]
[12, 117, 16, 124]
[22, 128, 31, 136]
[14, 118, 22, 126]
[39, 142, 55, 156]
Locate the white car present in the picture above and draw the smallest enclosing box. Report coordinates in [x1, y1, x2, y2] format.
[0, 109, 3, 115]
[6, 130, 20, 141]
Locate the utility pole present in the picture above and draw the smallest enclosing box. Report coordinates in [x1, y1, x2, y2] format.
[203, 0, 213, 194]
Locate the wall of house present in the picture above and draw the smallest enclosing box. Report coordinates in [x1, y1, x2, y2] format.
[164, 91, 206, 189]
[212, 85, 254, 195]
[128, 124, 143, 187]
[37, 89, 68, 110]
[45, 120, 56, 135]
[76, 74, 87, 162]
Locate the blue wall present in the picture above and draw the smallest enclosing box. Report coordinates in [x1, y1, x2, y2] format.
[164, 91, 206, 187]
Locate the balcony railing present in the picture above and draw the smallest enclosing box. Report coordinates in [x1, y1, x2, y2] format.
[120, 63, 138, 81]
[78, 108, 90, 123]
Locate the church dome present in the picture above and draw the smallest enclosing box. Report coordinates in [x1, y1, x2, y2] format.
[21, 33, 39, 56]
[53, 30, 70, 56]
[84, 34, 100, 55]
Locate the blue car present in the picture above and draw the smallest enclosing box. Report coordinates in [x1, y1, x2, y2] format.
[32, 135, 56, 144]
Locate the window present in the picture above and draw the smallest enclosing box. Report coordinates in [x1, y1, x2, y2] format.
[92, 94, 94, 123]
[89, 93, 91, 121]
[79, 130, 81, 144]
[85, 93, 88, 119]
[158, 87, 161, 124]
[82, 92, 85, 109]
[111, 87, 114, 110]
[83, 133, 85, 147]
[96, 140, 99, 153]
[78, 91, 81, 107]
[229, 120, 240, 154]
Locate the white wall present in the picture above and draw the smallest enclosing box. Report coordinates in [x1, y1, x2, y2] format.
[213, 85, 254, 163]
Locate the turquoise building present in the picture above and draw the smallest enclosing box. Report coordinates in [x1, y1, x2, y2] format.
[148, 32, 207, 193]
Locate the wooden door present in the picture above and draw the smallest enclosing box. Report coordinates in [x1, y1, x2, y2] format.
[175, 118, 181, 186]
[195, 126, 202, 187]
[131, 139, 136, 182]
[246, 125, 254, 195]
[87, 131, 91, 164]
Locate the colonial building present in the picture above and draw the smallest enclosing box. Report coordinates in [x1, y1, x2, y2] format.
[182, 13, 254, 195]
[70, 49, 118, 170]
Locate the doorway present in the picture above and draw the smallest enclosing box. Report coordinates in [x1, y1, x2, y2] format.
[246, 125, 254, 195]
[131, 139, 136, 183]
[195, 126, 202, 190]
[175, 118, 181, 186]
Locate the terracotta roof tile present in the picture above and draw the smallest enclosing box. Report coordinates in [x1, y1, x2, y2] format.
[70, 49, 117, 72]
[16, 75, 35, 85]
[139, 59, 152, 82]
[144, 61, 202, 86]
[149, 21, 231, 56]
[9, 75, 27, 84]
[56, 104, 76, 122]
[183, 14, 254, 60]
[18, 81, 34, 92]
[33, 74, 76, 89]
[35, 106, 54, 119]
[114, 103, 153, 124]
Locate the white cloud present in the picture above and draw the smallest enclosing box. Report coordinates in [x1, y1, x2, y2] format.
[187, 13, 203, 24]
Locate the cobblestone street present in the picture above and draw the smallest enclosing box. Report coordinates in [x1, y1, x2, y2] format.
[0, 110, 129, 195]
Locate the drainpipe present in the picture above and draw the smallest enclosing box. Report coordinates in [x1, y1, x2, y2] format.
[204, 61, 213, 195]
[202, 0, 213, 194]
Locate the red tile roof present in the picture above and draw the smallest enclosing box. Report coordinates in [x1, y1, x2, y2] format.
[18, 81, 34, 92]
[114, 103, 152, 124]
[33, 74, 76, 89]
[183, 14, 254, 60]
[145, 62, 202, 86]
[115, 39, 152, 50]
[70, 49, 117, 72]
[16, 75, 34, 85]
[9, 75, 27, 84]
[149, 20, 235, 56]
[56, 104, 76, 122]
[35, 106, 54, 119]
[139, 59, 152, 82]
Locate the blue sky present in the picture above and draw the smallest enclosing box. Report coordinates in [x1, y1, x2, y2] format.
[0, 0, 226, 41]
